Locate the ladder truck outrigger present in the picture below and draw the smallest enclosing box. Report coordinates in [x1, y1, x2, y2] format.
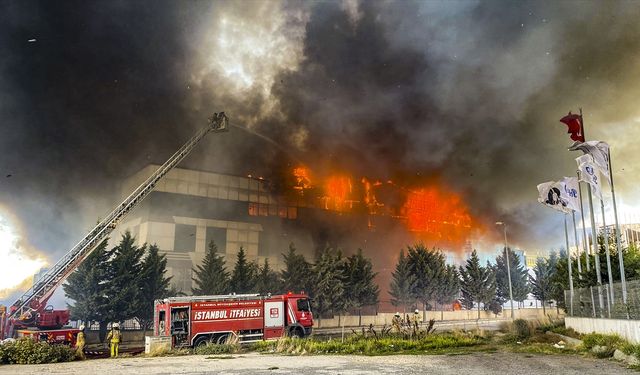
[0, 112, 229, 343]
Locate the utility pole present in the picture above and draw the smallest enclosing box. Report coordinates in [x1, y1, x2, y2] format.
[496, 222, 514, 319]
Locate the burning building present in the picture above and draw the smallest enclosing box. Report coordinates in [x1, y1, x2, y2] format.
[118, 164, 484, 295]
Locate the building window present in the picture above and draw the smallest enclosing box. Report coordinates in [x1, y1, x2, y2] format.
[174, 224, 196, 253]
[248, 203, 298, 219]
[205, 227, 227, 253]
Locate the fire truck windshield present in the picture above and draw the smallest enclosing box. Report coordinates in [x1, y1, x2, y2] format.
[297, 298, 310, 312]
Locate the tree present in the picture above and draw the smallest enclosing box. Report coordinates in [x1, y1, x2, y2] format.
[136, 244, 172, 330]
[106, 231, 146, 323]
[435, 265, 460, 320]
[530, 258, 553, 315]
[192, 241, 229, 295]
[312, 247, 345, 322]
[342, 249, 379, 325]
[229, 246, 257, 293]
[255, 258, 281, 295]
[495, 247, 529, 306]
[389, 250, 415, 313]
[281, 243, 313, 295]
[459, 250, 496, 319]
[64, 240, 111, 325]
[407, 244, 446, 320]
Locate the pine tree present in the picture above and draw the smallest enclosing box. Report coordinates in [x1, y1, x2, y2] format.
[530, 258, 553, 314]
[281, 243, 313, 295]
[459, 250, 496, 319]
[64, 240, 111, 324]
[229, 246, 257, 293]
[106, 231, 146, 322]
[389, 249, 415, 313]
[407, 244, 446, 318]
[495, 247, 530, 305]
[435, 264, 460, 320]
[312, 247, 345, 321]
[342, 249, 379, 325]
[255, 258, 281, 295]
[192, 241, 229, 295]
[136, 244, 172, 329]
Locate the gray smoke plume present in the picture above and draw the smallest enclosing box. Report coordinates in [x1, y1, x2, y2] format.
[1, 0, 640, 287]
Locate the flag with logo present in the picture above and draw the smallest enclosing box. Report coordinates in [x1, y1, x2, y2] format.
[557, 176, 581, 212]
[576, 154, 603, 199]
[569, 140, 611, 183]
[537, 181, 571, 213]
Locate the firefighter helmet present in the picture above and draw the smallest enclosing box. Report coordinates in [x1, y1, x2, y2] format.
[112, 322, 120, 329]
[79, 325, 85, 330]
[414, 309, 419, 314]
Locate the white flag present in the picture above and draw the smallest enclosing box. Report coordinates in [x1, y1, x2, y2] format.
[558, 176, 581, 212]
[537, 181, 571, 213]
[576, 154, 603, 199]
[569, 140, 611, 183]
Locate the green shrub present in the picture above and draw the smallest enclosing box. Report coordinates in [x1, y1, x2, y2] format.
[581, 333, 624, 350]
[194, 343, 238, 355]
[0, 339, 77, 364]
[513, 319, 531, 340]
[253, 333, 484, 355]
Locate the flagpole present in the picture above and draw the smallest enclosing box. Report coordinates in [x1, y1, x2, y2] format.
[564, 214, 574, 316]
[579, 109, 604, 315]
[587, 184, 604, 316]
[577, 176, 591, 271]
[607, 149, 627, 305]
[600, 199, 615, 303]
[572, 211, 582, 278]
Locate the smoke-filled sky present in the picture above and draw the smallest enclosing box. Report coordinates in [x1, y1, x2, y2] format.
[1, 0, 640, 294]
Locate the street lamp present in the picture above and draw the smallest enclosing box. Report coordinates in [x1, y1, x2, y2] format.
[496, 221, 515, 319]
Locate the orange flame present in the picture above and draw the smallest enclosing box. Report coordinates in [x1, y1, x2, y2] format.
[403, 186, 474, 246]
[323, 176, 353, 211]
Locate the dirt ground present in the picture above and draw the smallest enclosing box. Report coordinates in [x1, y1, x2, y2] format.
[0, 351, 635, 375]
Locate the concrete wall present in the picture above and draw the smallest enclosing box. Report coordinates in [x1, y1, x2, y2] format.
[566, 316, 640, 344]
[316, 308, 563, 328]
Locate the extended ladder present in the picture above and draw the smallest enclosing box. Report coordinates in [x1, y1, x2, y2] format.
[6, 112, 228, 325]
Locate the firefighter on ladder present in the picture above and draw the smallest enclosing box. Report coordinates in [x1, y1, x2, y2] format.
[106, 323, 121, 358]
[76, 325, 86, 359]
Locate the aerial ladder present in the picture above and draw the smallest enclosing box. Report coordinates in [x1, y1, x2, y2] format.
[0, 112, 228, 340]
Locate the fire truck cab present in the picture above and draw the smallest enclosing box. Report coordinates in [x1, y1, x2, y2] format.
[153, 293, 313, 347]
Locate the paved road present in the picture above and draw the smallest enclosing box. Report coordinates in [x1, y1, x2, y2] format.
[0, 351, 633, 375]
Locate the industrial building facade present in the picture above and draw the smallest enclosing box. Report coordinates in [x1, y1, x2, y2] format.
[118, 164, 315, 293]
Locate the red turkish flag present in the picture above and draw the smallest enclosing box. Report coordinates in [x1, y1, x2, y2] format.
[559, 112, 585, 142]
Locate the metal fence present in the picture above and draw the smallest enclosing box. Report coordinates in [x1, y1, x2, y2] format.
[565, 279, 640, 319]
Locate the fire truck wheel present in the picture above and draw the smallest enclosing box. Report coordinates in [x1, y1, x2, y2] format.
[193, 336, 211, 347]
[216, 334, 230, 345]
[290, 327, 304, 338]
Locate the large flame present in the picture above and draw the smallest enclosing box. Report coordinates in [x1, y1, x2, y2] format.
[287, 167, 480, 248]
[403, 187, 475, 246]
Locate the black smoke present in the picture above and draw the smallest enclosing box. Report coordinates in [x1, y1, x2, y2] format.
[1, 0, 639, 266]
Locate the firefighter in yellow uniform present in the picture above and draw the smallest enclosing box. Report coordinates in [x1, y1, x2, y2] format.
[392, 312, 402, 333]
[106, 322, 121, 358]
[75, 325, 86, 360]
[411, 309, 421, 329]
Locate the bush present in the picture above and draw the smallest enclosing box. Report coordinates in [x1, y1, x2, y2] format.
[0, 339, 77, 364]
[194, 343, 238, 355]
[513, 319, 531, 340]
[581, 333, 624, 350]
[253, 333, 484, 355]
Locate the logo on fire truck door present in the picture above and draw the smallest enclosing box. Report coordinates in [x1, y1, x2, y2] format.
[270, 308, 279, 318]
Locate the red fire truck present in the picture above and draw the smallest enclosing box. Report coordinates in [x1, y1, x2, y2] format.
[153, 293, 313, 347]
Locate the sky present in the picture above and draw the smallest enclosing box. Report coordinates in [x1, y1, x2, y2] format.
[1, 0, 640, 299]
